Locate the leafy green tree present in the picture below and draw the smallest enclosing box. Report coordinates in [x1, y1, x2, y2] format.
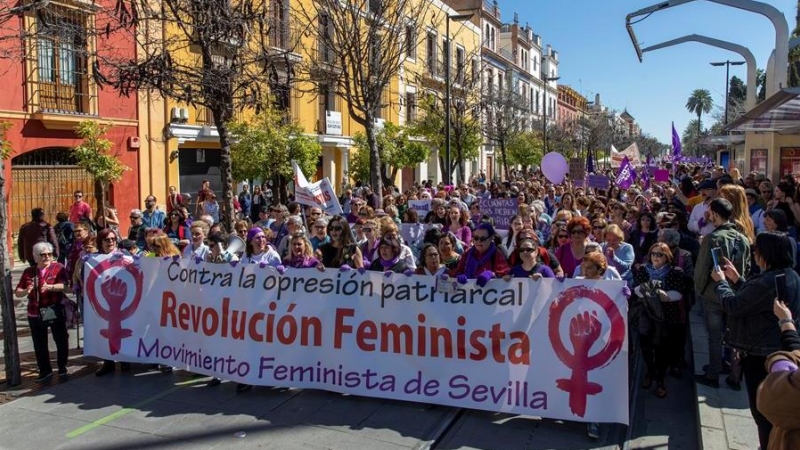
[72, 120, 131, 217]
[506, 131, 543, 169]
[685, 89, 714, 140]
[682, 119, 710, 157]
[756, 69, 767, 103]
[351, 122, 429, 188]
[410, 94, 482, 184]
[228, 103, 322, 203]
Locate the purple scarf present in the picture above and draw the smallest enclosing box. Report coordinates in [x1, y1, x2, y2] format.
[284, 255, 319, 268]
[463, 243, 496, 278]
[379, 255, 401, 271]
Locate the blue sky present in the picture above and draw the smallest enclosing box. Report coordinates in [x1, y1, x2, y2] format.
[496, 0, 796, 144]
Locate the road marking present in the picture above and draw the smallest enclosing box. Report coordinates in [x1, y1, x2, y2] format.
[66, 377, 208, 438]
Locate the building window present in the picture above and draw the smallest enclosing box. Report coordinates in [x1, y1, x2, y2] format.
[35, 9, 89, 113]
[426, 31, 437, 76]
[269, 0, 289, 48]
[405, 91, 416, 123]
[520, 49, 528, 71]
[533, 56, 538, 73]
[471, 58, 479, 84]
[369, 0, 382, 14]
[404, 24, 416, 59]
[319, 13, 332, 63]
[319, 84, 336, 112]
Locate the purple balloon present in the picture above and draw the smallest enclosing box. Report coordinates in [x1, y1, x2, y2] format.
[541, 152, 568, 184]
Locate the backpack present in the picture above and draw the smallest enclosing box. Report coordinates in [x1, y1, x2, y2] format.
[54, 222, 71, 250]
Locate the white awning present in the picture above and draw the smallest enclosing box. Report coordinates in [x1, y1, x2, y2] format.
[725, 87, 800, 134]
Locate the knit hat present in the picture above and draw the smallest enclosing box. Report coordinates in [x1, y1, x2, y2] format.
[247, 227, 264, 241]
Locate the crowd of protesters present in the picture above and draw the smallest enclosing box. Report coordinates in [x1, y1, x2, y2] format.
[13, 166, 800, 448]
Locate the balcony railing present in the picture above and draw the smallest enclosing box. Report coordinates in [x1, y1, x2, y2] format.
[483, 0, 499, 19]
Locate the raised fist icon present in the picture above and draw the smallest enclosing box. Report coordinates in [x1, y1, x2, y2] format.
[569, 311, 601, 359]
[101, 276, 128, 311]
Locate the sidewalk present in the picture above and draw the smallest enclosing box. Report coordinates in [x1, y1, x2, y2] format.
[690, 307, 757, 450]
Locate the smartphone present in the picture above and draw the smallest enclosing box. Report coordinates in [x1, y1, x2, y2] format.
[775, 273, 788, 303]
[711, 247, 722, 271]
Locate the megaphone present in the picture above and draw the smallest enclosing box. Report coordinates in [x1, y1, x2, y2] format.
[220, 234, 246, 262]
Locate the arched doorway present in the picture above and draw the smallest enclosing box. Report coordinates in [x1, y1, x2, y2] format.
[10, 148, 96, 232]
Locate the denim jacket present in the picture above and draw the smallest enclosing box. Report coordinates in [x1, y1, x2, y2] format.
[715, 268, 800, 356]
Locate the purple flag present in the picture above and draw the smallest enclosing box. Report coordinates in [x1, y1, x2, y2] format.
[672, 122, 682, 160]
[615, 156, 635, 190]
[643, 155, 652, 190]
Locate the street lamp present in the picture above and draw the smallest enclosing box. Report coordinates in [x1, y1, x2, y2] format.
[710, 60, 745, 124]
[710, 60, 745, 168]
[444, 12, 474, 186]
[541, 76, 560, 154]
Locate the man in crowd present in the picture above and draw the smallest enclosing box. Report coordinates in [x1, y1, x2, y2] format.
[694, 198, 751, 388]
[688, 179, 717, 237]
[68, 190, 92, 224]
[138, 195, 166, 248]
[18, 208, 59, 266]
[238, 184, 251, 220]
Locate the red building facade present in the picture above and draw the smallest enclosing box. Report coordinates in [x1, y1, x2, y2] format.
[0, 1, 140, 263]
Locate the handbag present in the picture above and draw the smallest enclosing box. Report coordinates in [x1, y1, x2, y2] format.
[39, 303, 64, 325]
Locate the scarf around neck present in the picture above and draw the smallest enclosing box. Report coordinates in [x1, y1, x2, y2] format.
[379, 254, 401, 271]
[645, 262, 671, 282]
[464, 242, 496, 278]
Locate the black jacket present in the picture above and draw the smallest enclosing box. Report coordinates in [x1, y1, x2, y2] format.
[715, 268, 800, 356]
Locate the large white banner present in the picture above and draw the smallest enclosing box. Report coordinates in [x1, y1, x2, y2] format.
[83, 255, 629, 424]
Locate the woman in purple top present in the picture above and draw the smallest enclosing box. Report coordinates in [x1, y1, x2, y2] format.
[504, 238, 555, 280]
[555, 216, 591, 278]
[446, 204, 472, 247]
[283, 232, 324, 270]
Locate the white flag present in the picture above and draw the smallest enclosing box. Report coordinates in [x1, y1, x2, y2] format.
[292, 160, 310, 188]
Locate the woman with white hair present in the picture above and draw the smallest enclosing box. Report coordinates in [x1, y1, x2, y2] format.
[14, 242, 69, 382]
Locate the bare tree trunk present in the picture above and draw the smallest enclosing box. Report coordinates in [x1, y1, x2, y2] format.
[500, 143, 510, 181]
[215, 114, 235, 233]
[0, 161, 20, 386]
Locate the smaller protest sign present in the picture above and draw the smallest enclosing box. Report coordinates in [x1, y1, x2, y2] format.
[587, 175, 610, 189]
[479, 198, 518, 230]
[654, 169, 670, 183]
[569, 158, 586, 180]
[408, 200, 431, 215]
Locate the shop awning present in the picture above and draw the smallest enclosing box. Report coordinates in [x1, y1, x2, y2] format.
[725, 87, 800, 134]
[701, 134, 746, 146]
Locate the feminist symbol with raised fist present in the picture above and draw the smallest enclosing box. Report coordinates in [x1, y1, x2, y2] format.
[548, 286, 625, 417]
[85, 258, 143, 355]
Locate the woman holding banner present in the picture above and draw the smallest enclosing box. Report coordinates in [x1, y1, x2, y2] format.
[94, 229, 132, 377]
[368, 238, 410, 274]
[242, 227, 281, 267]
[453, 223, 509, 286]
[317, 216, 363, 270]
[283, 232, 323, 270]
[359, 219, 380, 266]
[504, 238, 554, 280]
[416, 243, 446, 276]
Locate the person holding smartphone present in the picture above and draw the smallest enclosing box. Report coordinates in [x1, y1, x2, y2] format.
[710, 231, 800, 450]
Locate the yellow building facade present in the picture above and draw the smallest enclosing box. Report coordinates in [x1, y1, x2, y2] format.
[136, 0, 480, 204]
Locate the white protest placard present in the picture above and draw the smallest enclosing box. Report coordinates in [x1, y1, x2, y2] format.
[408, 200, 431, 215]
[294, 177, 343, 215]
[83, 255, 629, 424]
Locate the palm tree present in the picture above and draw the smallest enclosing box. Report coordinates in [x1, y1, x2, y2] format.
[685, 89, 713, 154]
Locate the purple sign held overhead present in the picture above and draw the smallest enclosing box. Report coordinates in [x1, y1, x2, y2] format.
[479, 198, 518, 230]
